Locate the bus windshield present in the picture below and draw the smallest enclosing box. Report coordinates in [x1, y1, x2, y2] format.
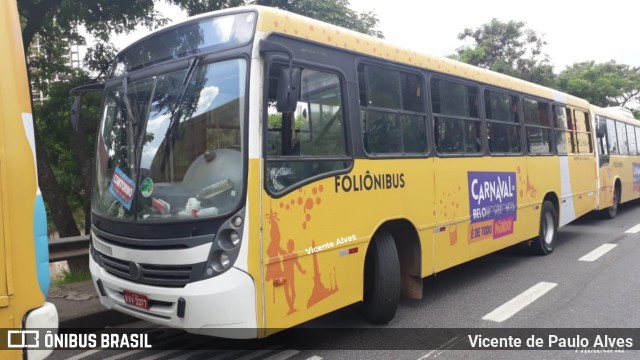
[93, 58, 246, 221]
[110, 11, 256, 77]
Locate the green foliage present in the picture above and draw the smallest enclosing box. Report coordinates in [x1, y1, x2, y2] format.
[450, 19, 640, 114]
[255, 0, 383, 38]
[555, 61, 640, 108]
[169, 0, 383, 38]
[52, 268, 92, 286]
[84, 43, 119, 79]
[166, 0, 245, 15]
[20, 0, 170, 91]
[451, 18, 554, 86]
[19, 0, 380, 235]
[33, 74, 100, 229]
[19, 0, 171, 235]
[268, 113, 303, 129]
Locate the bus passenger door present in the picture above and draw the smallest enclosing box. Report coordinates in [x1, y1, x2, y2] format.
[261, 64, 354, 331]
[0, 184, 7, 307]
[568, 109, 597, 218]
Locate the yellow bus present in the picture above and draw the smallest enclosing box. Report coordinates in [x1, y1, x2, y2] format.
[1, 1, 57, 359]
[593, 105, 640, 218]
[76, 6, 597, 338]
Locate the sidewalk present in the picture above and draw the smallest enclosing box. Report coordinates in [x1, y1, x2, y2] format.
[47, 280, 135, 328]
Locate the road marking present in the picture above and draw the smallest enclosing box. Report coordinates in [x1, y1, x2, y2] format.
[102, 349, 147, 360]
[138, 349, 184, 360]
[263, 349, 301, 360]
[625, 224, 640, 234]
[235, 346, 280, 360]
[168, 350, 224, 360]
[482, 282, 557, 322]
[417, 336, 459, 359]
[579, 244, 617, 262]
[306, 356, 323, 360]
[65, 350, 102, 360]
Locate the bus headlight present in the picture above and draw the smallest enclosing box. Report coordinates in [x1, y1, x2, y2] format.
[217, 229, 241, 249]
[229, 231, 240, 246]
[220, 252, 230, 268]
[202, 207, 245, 279]
[210, 250, 231, 272]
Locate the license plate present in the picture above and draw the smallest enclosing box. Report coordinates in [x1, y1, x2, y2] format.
[123, 290, 150, 310]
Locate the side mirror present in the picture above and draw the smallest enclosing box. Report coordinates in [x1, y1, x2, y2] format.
[70, 95, 82, 131]
[596, 120, 606, 138]
[276, 68, 300, 113]
[69, 83, 105, 133]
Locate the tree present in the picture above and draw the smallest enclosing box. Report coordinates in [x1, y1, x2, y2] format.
[555, 60, 640, 109]
[252, 0, 383, 38]
[19, 0, 381, 236]
[19, 0, 170, 237]
[33, 75, 101, 234]
[168, 0, 383, 38]
[451, 19, 554, 86]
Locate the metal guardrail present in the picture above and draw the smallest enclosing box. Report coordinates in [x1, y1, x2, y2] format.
[49, 235, 90, 263]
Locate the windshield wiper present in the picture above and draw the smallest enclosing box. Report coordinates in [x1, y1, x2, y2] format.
[160, 55, 203, 173]
[122, 76, 137, 178]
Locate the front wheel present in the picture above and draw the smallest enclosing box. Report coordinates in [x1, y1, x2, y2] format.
[606, 187, 619, 219]
[363, 231, 400, 324]
[530, 201, 557, 255]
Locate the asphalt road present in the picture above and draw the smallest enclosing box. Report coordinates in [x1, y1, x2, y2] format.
[50, 201, 640, 360]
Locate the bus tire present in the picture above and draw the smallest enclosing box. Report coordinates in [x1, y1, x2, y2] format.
[606, 186, 620, 219]
[363, 231, 400, 324]
[531, 201, 557, 255]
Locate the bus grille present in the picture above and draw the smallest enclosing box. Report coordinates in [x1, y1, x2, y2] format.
[96, 252, 204, 287]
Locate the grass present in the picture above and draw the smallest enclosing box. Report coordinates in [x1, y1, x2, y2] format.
[52, 268, 92, 286]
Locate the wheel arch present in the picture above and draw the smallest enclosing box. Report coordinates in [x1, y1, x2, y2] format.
[542, 192, 559, 222]
[365, 218, 423, 299]
[613, 177, 622, 201]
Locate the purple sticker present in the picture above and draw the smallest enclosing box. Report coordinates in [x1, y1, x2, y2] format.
[634, 163, 640, 192]
[468, 172, 517, 239]
[467, 171, 518, 240]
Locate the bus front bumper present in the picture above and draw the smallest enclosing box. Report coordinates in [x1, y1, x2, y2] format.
[24, 302, 58, 360]
[89, 257, 258, 339]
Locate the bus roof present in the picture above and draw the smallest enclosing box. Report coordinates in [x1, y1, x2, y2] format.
[253, 6, 589, 109]
[117, 5, 589, 109]
[591, 104, 640, 123]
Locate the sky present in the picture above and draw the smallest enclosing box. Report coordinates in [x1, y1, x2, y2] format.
[104, 0, 640, 72]
[347, 0, 640, 71]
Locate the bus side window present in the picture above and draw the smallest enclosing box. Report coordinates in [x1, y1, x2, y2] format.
[595, 116, 609, 156]
[265, 65, 350, 193]
[358, 63, 426, 155]
[431, 78, 481, 154]
[615, 120, 629, 155]
[486, 90, 521, 154]
[523, 98, 552, 155]
[635, 126, 640, 155]
[573, 110, 592, 154]
[606, 118, 618, 154]
[626, 123, 637, 156]
[553, 105, 569, 155]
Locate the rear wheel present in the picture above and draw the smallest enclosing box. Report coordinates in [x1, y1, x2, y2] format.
[363, 231, 400, 324]
[530, 201, 557, 255]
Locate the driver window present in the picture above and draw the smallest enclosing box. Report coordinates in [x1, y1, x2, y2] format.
[266, 66, 349, 193]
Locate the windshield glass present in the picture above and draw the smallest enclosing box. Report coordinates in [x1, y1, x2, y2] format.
[93, 59, 246, 221]
[110, 12, 256, 77]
